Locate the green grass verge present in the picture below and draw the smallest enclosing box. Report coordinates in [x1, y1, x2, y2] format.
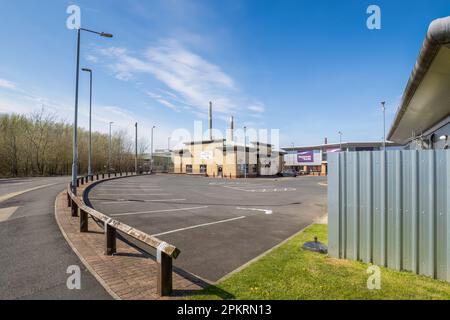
[190, 224, 450, 300]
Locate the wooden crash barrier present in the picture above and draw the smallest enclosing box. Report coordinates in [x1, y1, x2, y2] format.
[66, 173, 180, 297]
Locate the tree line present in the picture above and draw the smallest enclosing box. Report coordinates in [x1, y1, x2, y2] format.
[0, 110, 148, 178]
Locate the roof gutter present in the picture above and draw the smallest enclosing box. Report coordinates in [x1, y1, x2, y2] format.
[387, 16, 450, 140]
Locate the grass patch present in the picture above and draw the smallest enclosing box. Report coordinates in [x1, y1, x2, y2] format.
[190, 224, 450, 300]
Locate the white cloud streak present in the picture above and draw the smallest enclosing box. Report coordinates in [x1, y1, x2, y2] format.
[0, 78, 17, 90]
[97, 40, 265, 117]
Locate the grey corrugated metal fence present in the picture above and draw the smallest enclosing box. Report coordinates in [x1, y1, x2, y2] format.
[328, 150, 450, 282]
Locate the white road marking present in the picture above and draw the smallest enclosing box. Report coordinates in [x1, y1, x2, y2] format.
[100, 185, 159, 187]
[0, 206, 19, 222]
[97, 189, 163, 192]
[236, 207, 273, 215]
[224, 185, 296, 193]
[103, 183, 158, 186]
[98, 199, 186, 204]
[94, 193, 167, 196]
[97, 186, 160, 189]
[110, 206, 209, 217]
[152, 216, 247, 237]
[0, 183, 57, 203]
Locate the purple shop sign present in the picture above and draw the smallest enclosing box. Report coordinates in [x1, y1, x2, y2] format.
[297, 150, 314, 163]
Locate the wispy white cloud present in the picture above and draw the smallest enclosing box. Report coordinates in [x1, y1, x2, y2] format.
[145, 91, 180, 112]
[86, 54, 99, 63]
[248, 103, 265, 113]
[96, 40, 266, 118]
[0, 78, 17, 90]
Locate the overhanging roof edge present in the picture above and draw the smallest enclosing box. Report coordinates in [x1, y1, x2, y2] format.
[387, 16, 450, 142]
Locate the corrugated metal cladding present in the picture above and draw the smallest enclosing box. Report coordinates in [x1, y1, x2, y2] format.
[328, 150, 450, 282]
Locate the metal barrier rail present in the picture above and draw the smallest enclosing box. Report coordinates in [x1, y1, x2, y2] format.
[66, 172, 180, 296]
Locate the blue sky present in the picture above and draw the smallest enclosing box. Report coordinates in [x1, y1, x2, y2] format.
[0, 0, 448, 149]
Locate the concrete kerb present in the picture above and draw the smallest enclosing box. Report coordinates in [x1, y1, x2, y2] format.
[54, 192, 121, 300]
[57, 173, 141, 300]
[57, 173, 204, 299]
[213, 222, 318, 284]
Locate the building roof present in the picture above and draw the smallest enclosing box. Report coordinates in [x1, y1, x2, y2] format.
[251, 141, 273, 147]
[282, 141, 397, 151]
[388, 16, 450, 144]
[184, 139, 225, 145]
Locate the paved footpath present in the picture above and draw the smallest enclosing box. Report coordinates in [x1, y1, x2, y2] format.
[0, 177, 111, 300]
[55, 183, 204, 300]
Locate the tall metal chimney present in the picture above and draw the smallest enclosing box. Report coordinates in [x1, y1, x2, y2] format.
[209, 101, 213, 141]
[228, 116, 234, 142]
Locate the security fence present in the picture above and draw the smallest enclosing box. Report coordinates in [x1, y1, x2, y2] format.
[328, 150, 450, 282]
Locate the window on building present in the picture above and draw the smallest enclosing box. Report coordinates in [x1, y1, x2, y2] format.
[186, 165, 192, 173]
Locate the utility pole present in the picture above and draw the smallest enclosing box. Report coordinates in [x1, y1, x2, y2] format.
[381, 101, 386, 151]
[135, 122, 138, 174]
[71, 27, 113, 195]
[244, 126, 247, 179]
[82, 68, 93, 178]
[108, 122, 113, 173]
[338, 131, 343, 151]
[151, 125, 155, 173]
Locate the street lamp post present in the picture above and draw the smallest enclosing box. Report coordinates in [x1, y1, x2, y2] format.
[244, 126, 247, 179]
[71, 27, 112, 194]
[338, 131, 343, 151]
[381, 101, 386, 151]
[135, 122, 138, 175]
[151, 126, 155, 173]
[109, 122, 113, 173]
[81, 68, 93, 178]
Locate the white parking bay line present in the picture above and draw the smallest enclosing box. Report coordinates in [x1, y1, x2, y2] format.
[152, 216, 247, 237]
[97, 189, 163, 192]
[100, 186, 159, 189]
[94, 193, 167, 196]
[98, 199, 186, 204]
[110, 206, 209, 217]
[100, 185, 159, 187]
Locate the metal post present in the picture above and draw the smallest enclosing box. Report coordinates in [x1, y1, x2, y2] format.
[381, 101, 386, 151]
[338, 131, 343, 151]
[108, 122, 113, 173]
[244, 126, 247, 179]
[88, 70, 93, 177]
[151, 126, 155, 173]
[71, 28, 81, 195]
[81, 68, 94, 178]
[157, 250, 173, 296]
[135, 122, 138, 174]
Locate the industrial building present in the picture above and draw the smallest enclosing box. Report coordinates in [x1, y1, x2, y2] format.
[173, 104, 284, 178]
[388, 16, 450, 150]
[282, 141, 397, 175]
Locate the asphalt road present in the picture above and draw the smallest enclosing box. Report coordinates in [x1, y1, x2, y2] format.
[88, 174, 328, 282]
[0, 177, 111, 300]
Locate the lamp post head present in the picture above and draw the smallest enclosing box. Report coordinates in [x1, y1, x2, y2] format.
[81, 68, 92, 73]
[100, 32, 113, 38]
